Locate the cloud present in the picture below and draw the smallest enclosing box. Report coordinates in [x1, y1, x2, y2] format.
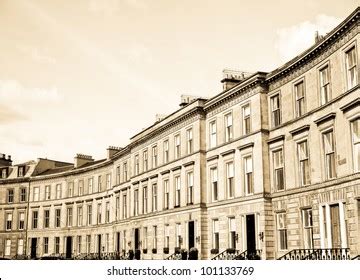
[0, 105, 28, 124]
[88, 0, 147, 15]
[275, 14, 342, 63]
[0, 80, 62, 103]
[16, 45, 56, 64]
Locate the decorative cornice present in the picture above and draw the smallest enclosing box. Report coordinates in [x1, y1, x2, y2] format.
[267, 135, 285, 144]
[220, 149, 236, 157]
[314, 112, 336, 125]
[340, 97, 360, 112]
[171, 166, 182, 172]
[149, 174, 158, 180]
[183, 161, 195, 167]
[237, 142, 254, 151]
[289, 125, 310, 136]
[160, 170, 170, 175]
[206, 155, 219, 162]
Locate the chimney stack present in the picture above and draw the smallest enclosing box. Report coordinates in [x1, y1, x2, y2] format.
[106, 146, 122, 159]
[179, 95, 200, 107]
[221, 69, 253, 91]
[0, 153, 13, 167]
[314, 31, 323, 44]
[74, 154, 94, 168]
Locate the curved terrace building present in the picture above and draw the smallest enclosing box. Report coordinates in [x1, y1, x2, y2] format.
[0, 7, 359, 260]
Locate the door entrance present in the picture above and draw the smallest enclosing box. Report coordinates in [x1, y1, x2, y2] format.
[97, 234, 102, 256]
[30, 238, 37, 259]
[246, 215, 256, 253]
[134, 228, 140, 250]
[188, 221, 195, 249]
[66, 236, 72, 259]
[330, 204, 341, 248]
[116, 232, 120, 252]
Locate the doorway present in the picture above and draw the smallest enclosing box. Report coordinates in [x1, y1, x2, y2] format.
[66, 236, 72, 259]
[246, 215, 256, 253]
[116, 232, 120, 252]
[30, 238, 37, 259]
[97, 234, 102, 256]
[134, 228, 140, 250]
[188, 221, 195, 249]
[330, 204, 341, 248]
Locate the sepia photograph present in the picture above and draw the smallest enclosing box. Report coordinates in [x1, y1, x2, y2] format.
[0, 1, 359, 275]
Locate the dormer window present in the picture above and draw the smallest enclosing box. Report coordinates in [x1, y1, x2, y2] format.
[1, 168, 8, 179]
[18, 166, 25, 177]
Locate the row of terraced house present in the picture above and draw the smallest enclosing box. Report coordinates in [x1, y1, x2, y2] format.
[0, 7, 359, 260]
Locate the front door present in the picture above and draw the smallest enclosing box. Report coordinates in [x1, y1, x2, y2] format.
[188, 221, 195, 249]
[134, 228, 140, 250]
[116, 232, 120, 252]
[30, 238, 37, 259]
[66, 236, 72, 259]
[246, 215, 256, 253]
[330, 205, 341, 248]
[97, 234, 102, 257]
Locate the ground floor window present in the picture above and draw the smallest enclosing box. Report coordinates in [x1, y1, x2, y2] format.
[276, 212, 287, 250]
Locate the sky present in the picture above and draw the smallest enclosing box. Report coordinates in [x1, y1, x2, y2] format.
[0, 0, 358, 164]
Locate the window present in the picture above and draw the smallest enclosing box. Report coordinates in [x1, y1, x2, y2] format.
[175, 176, 181, 207]
[152, 145, 158, 168]
[88, 178, 93, 194]
[186, 128, 193, 154]
[213, 220, 219, 250]
[352, 119, 360, 172]
[134, 155, 139, 175]
[273, 149, 285, 191]
[106, 233, 110, 253]
[97, 203, 102, 224]
[7, 189, 14, 203]
[45, 185, 51, 200]
[122, 193, 127, 219]
[55, 209, 61, 227]
[6, 212, 12, 230]
[55, 237, 60, 254]
[209, 120, 217, 148]
[298, 141, 310, 186]
[176, 223, 182, 248]
[18, 212, 25, 230]
[98, 175, 102, 192]
[17, 239, 24, 255]
[346, 46, 357, 89]
[302, 209, 314, 249]
[134, 189, 139, 216]
[153, 226, 158, 251]
[44, 237, 49, 254]
[77, 206, 83, 226]
[143, 227, 148, 250]
[143, 186, 148, 214]
[87, 205, 92, 225]
[323, 130, 336, 179]
[244, 156, 253, 195]
[229, 217, 236, 249]
[226, 162, 234, 198]
[123, 162, 128, 181]
[18, 166, 25, 177]
[224, 113, 233, 142]
[86, 235, 91, 253]
[277, 212, 287, 250]
[163, 140, 169, 163]
[164, 224, 170, 248]
[105, 202, 110, 223]
[294, 81, 305, 117]
[271, 94, 281, 127]
[143, 150, 148, 172]
[187, 172, 194, 205]
[67, 207, 73, 227]
[210, 167, 218, 201]
[106, 174, 111, 189]
[116, 166, 120, 184]
[319, 66, 331, 105]
[242, 104, 251, 135]
[77, 236, 82, 254]
[5, 239, 11, 256]
[115, 196, 120, 220]
[56, 184, 62, 199]
[44, 209, 50, 228]
[32, 210, 38, 229]
[152, 183, 158, 212]
[163, 180, 169, 210]
[33, 186, 40, 201]
[78, 180, 84, 196]
[1, 168, 7, 179]
[174, 134, 181, 159]
[20, 188, 26, 202]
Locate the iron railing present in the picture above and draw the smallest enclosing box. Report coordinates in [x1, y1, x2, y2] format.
[234, 249, 262, 260]
[278, 248, 350, 260]
[211, 249, 241, 260]
[351, 255, 360, 260]
[165, 252, 183, 260]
